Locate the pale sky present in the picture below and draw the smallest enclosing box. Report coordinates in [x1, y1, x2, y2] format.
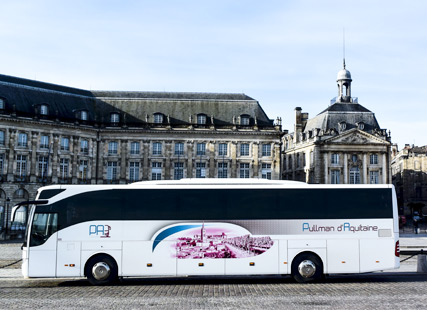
[0, 0, 426, 149]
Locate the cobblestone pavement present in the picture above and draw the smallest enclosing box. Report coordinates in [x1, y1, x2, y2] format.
[0, 274, 427, 309]
[0, 242, 22, 269]
[1, 241, 427, 309]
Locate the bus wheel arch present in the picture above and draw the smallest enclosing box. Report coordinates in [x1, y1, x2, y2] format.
[291, 251, 324, 283]
[84, 253, 118, 286]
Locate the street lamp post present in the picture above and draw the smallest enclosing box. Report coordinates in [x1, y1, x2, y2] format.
[5, 197, 10, 238]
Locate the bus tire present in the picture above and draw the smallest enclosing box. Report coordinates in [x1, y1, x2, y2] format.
[291, 253, 323, 283]
[85, 254, 118, 286]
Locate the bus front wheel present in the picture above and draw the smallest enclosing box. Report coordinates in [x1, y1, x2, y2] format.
[85, 254, 118, 285]
[291, 253, 323, 283]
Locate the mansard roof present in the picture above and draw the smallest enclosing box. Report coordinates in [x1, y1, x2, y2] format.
[304, 102, 380, 134]
[0, 74, 274, 127]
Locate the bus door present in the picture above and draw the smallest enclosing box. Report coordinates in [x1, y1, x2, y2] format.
[56, 235, 82, 277]
[27, 212, 58, 277]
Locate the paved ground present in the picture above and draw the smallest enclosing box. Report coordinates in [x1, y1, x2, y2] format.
[0, 274, 427, 309]
[1, 237, 426, 309]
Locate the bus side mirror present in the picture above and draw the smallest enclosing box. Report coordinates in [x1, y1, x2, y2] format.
[11, 205, 20, 222]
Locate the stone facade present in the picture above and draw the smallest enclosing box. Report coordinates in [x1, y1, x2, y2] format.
[282, 61, 392, 184]
[0, 74, 282, 233]
[392, 144, 427, 216]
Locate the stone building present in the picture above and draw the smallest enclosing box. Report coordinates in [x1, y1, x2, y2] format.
[282, 61, 392, 184]
[0, 74, 282, 234]
[392, 144, 427, 216]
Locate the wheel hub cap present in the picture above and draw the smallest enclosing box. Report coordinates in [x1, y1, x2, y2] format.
[298, 260, 316, 278]
[92, 262, 111, 281]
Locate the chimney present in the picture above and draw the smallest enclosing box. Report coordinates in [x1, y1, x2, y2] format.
[294, 107, 302, 143]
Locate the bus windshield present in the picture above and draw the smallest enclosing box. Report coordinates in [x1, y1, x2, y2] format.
[30, 213, 58, 247]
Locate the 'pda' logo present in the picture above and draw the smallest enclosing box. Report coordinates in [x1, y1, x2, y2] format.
[89, 225, 111, 238]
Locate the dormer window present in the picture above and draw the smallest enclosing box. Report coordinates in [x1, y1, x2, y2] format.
[153, 113, 164, 124]
[357, 122, 365, 130]
[80, 110, 88, 121]
[197, 114, 207, 125]
[338, 121, 347, 131]
[40, 104, 48, 115]
[110, 113, 120, 124]
[240, 114, 250, 125]
[0, 98, 4, 110]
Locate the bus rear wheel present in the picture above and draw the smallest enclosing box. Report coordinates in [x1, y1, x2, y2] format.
[291, 253, 323, 283]
[85, 255, 118, 286]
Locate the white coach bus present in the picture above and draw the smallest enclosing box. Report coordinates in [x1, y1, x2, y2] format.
[15, 179, 399, 285]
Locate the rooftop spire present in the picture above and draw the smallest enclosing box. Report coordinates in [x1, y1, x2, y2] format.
[343, 28, 346, 69]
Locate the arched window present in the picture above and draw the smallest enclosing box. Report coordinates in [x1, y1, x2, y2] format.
[338, 121, 347, 131]
[13, 188, 29, 200]
[357, 122, 365, 130]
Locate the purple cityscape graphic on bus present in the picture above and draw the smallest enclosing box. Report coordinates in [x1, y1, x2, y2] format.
[174, 223, 274, 259]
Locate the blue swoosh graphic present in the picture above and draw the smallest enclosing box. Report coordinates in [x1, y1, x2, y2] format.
[152, 224, 201, 252]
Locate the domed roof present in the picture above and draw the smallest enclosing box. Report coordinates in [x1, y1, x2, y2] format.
[337, 59, 352, 81]
[337, 68, 352, 81]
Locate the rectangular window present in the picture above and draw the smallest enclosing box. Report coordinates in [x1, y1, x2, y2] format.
[240, 143, 249, 156]
[59, 158, 69, 179]
[79, 160, 88, 181]
[240, 163, 250, 178]
[111, 113, 120, 123]
[261, 163, 271, 180]
[218, 162, 228, 178]
[219, 143, 227, 156]
[331, 170, 340, 184]
[370, 154, 378, 165]
[153, 142, 162, 155]
[350, 167, 361, 184]
[16, 155, 27, 176]
[0, 131, 5, 145]
[262, 144, 271, 156]
[153, 113, 163, 124]
[370, 171, 379, 184]
[38, 156, 48, 178]
[60, 137, 69, 151]
[331, 153, 339, 165]
[0, 154, 4, 174]
[129, 162, 140, 181]
[196, 162, 206, 178]
[196, 143, 206, 156]
[40, 135, 49, 149]
[174, 162, 184, 180]
[107, 161, 118, 181]
[108, 141, 118, 155]
[175, 143, 184, 156]
[151, 162, 162, 180]
[130, 142, 140, 155]
[197, 114, 206, 125]
[80, 140, 89, 154]
[240, 116, 250, 125]
[18, 133, 28, 147]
